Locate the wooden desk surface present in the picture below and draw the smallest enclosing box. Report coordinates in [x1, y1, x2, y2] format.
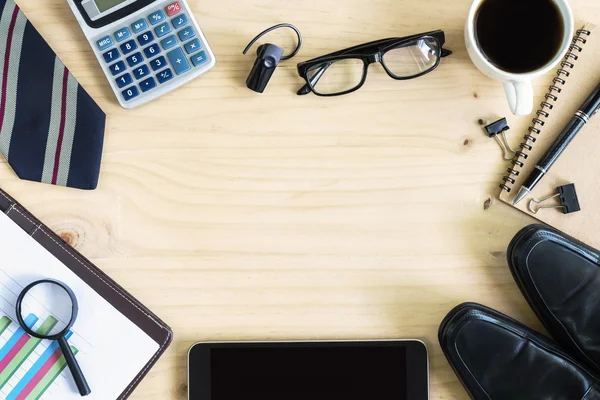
[6, 0, 600, 398]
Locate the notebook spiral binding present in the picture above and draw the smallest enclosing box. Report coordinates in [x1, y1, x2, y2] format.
[499, 27, 593, 193]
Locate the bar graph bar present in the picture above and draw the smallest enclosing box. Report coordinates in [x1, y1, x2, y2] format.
[0, 317, 10, 336]
[29, 346, 78, 400]
[0, 315, 57, 388]
[7, 331, 74, 400]
[0, 314, 79, 400]
[15, 345, 78, 400]
[0, 314, 39, 371]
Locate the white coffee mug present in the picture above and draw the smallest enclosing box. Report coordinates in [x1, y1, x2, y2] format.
[465, 0, 574, 116]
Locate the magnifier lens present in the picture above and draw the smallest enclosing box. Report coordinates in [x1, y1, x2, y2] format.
[20, 282, 73, 337]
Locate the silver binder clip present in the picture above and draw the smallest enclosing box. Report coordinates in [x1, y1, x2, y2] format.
[528, 184, 581, 215]
[483, 118, 516, 160]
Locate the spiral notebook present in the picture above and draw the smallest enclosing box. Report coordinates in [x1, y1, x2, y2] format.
[498, 23, 600, 248]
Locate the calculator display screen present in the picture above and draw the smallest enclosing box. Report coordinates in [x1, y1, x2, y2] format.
[94, 0, 128, 13]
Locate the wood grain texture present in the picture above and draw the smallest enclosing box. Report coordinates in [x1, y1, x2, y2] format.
[6, 0, 600, 398]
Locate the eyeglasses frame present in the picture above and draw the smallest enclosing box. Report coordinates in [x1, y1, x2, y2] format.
[296, 30, 452, 96]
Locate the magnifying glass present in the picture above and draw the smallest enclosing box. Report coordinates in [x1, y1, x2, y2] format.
[15, 279, 91, 396]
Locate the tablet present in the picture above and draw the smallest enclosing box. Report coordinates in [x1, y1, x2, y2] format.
[188, 340, 428, 400]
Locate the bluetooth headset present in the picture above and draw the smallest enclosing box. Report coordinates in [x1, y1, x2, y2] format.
[243, 23, 303, 93]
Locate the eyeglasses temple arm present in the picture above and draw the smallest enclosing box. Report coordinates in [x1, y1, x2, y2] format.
[441, 48, 453, 57]
[297, 84, 312, 95]
[297, 62, 332, 95]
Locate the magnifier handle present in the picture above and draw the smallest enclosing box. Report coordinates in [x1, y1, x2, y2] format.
[59, 337, 91, 396]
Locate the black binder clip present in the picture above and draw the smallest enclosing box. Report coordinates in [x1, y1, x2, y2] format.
[483, 117, 516, 160]
[528, 184, 581, 215]
[242, 23, 302, 93]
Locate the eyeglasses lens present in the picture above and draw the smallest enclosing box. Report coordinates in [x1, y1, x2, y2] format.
[382, 38, 440, 78]
[307, 58, 364, 95]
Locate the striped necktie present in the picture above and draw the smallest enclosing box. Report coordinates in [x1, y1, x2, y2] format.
[0, 0, 106, 190]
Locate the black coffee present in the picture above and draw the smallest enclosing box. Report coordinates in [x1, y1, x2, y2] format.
[475, 0, 564, 73]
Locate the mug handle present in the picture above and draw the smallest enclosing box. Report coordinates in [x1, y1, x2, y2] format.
[503, 80, 533, 116]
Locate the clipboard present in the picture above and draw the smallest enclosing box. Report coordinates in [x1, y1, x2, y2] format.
[0, 188, 172, 399]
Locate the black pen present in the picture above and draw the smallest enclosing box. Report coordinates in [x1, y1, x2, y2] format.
[513, 83, 600, 205]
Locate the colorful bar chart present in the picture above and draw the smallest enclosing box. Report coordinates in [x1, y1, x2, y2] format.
[0, 313, 78, 400]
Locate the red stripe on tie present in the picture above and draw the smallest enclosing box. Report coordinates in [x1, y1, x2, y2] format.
[0, 6, 19, 133]
[51, 67, 69, 185]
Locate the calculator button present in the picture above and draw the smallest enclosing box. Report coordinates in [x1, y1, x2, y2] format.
[120, 40, 138, 54]
[191, 51, 208, 67]
[150, 55, 167, 71]
[131, 18, 148, 33]
[160, 35, 178, 50]
[114, 27, 131, 42]
[103, 48, 120, 63]
[157, 68, 174, 84]
[109, 60, 126, 76]
[177, 26, 195, 42]
[167, 47, 191, 75]
[154, 22, 172, 38]
[137, 31, 155, 46]
[126, 52, 144, 67]
[116, 73, 133, 88]
[122, 86, 140, 101]
[133, 64, 151, 80]
[165, 1, 182, 17]
[96, 36, 113, 51]
[140, 77, 157, 92]
[144, 44, 161, 59]
[148, 10, 166, 25]
[184, 38, 201, 54]
[171, 14, 188, 29]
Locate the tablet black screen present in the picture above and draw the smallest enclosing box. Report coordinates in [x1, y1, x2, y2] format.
[210, 345, 407, 400]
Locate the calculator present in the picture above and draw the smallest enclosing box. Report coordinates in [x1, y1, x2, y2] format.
[66, 0, 216, 109]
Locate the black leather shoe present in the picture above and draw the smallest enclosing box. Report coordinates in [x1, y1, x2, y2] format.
[439, 303, 600, 399]
[508, 224, 600, 374]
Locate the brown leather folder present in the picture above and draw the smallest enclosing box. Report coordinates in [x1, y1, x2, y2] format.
[0, 188, 172, 399]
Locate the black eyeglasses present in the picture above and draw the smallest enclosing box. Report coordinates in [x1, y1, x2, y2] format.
[297, 30, 452, 96]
